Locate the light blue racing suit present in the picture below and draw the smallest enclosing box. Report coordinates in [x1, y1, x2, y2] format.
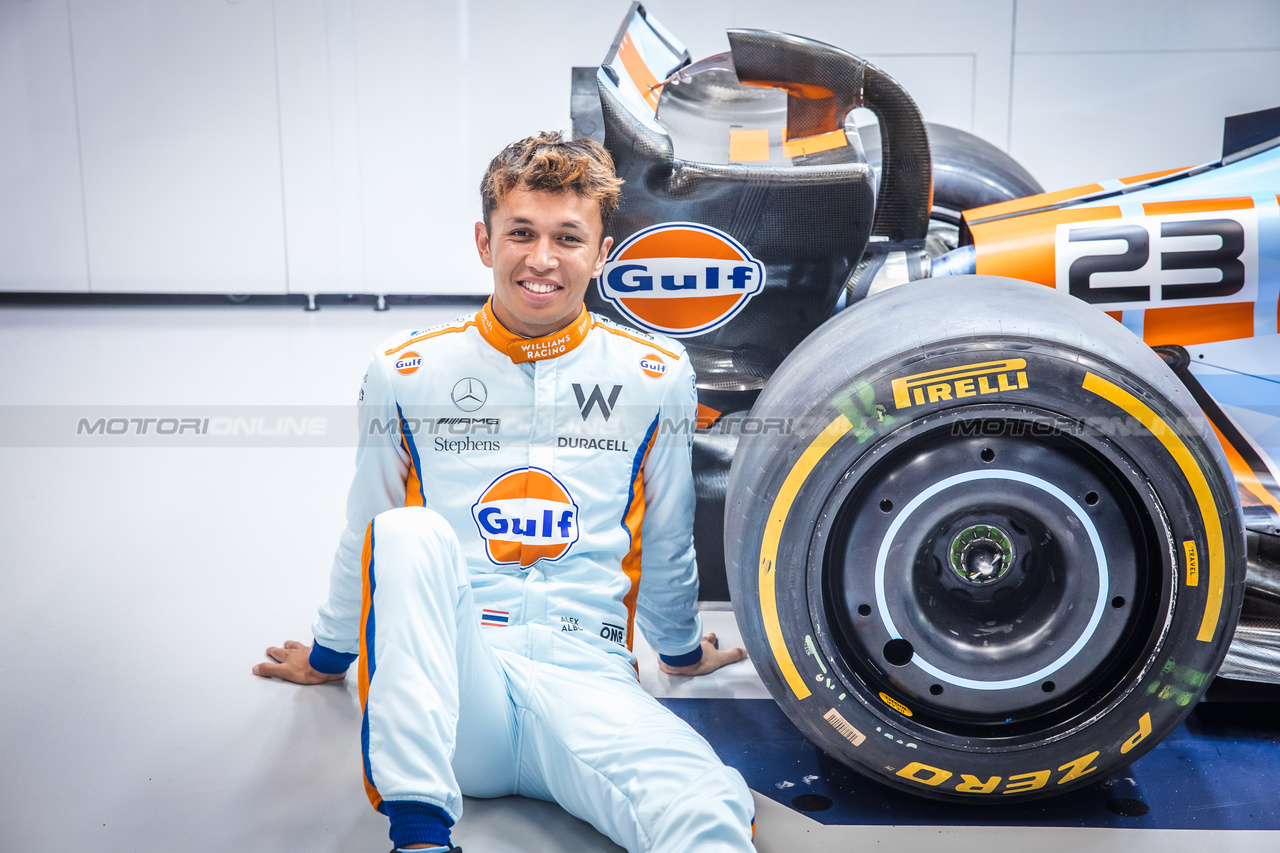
[307, 300, 755, 851]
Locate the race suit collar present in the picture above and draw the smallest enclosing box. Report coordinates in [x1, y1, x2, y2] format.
[476, 298, 594, 364]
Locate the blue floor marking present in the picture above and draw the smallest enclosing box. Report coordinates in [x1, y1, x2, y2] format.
[660, 698, 1280, 829]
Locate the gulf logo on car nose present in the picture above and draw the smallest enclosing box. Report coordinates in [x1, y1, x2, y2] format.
[471, 467, 580, 568]
[599, 222, 766, 337]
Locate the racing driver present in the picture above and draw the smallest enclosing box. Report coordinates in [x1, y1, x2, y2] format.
[254, 132, 757, 852]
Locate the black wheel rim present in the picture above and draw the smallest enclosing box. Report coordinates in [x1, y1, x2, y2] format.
[808, 406, 1174, 747]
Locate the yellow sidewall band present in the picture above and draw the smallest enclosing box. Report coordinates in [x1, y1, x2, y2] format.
[1080, 372, 1225, 642]
[759, 415, 854, 700]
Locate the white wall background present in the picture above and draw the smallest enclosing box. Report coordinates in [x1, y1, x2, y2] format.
[1, 0, 1278, 296]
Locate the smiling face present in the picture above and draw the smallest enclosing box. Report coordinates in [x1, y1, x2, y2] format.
[475, 186, 613, 338]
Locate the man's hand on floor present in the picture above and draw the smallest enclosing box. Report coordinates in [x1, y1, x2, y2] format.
[252, 640, 345, 685]
[658, 632, 747, 677]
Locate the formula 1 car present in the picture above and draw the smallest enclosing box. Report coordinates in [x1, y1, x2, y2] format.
[574, 4, 1280, 802]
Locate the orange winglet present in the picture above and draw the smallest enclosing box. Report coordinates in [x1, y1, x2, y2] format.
[618, 32, 662, 112]
[1209, 423, 1280, 517]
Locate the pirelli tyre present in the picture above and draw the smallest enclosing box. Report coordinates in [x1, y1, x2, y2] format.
[725, 275, 1246, 802]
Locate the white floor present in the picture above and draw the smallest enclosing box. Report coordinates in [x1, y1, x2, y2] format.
[2, 301, 1277, 853]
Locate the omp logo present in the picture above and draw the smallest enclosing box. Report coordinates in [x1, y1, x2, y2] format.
[573, 383, 622, 421]
[891, 359, 1029, 409]
[599, 222, 765, 337]
[640, 353, 667, 378]
[471, 468, 580, 568]
[395, 352, 422, 375]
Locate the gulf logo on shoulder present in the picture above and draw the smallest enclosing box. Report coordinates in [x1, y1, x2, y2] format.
[640, 353, 666, 378]
[599, 222, 766, 337]
[471, 467, 580, 568]
[395, 351, 422, 375]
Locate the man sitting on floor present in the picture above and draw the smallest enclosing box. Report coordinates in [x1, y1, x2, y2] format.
[254, 131, 756, 852]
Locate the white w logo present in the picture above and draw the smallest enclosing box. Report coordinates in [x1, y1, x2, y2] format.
[572, 384, 623, 421]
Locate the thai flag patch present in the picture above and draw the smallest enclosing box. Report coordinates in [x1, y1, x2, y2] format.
[481, 609, 509, 627]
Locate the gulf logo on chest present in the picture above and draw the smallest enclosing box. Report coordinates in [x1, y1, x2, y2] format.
[470, 467, 580, 568]
[598, 222, 766, 337]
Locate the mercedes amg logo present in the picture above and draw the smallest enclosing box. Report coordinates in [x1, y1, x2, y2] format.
[451, 377, 487, 412]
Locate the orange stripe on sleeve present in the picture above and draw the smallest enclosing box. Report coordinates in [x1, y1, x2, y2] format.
[357, 523, 374, 709]
[363, 769, 382, 810]
[401, 432, 424, 507]
[356, 523, 383, 809]
[619, 429, 659, 652]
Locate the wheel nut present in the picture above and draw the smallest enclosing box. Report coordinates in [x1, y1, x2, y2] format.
[949, 524, 1015, 584]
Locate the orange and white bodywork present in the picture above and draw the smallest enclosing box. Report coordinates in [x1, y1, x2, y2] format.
[954, 143, 1280, 515]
